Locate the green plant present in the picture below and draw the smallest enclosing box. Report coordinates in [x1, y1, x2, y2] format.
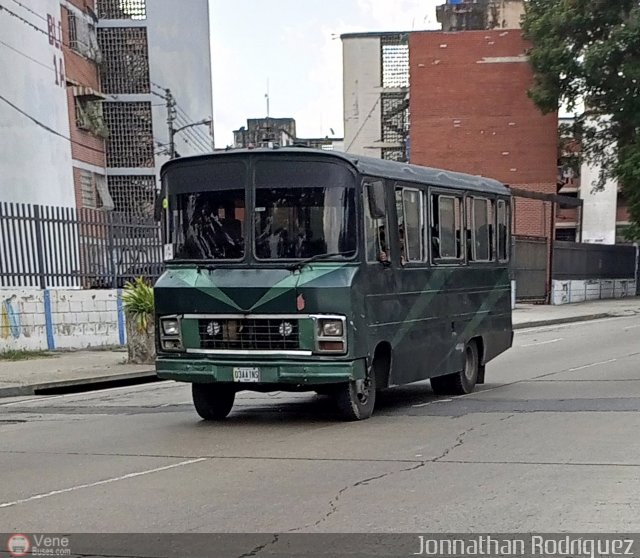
[121, 277, 154, 332]
[0, 350, 52, 361]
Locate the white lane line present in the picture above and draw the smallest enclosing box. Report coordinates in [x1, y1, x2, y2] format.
[568, 358, 618, 372]
[0, 458, 206, 509]
[520, 338, 563, 348]
[624, 324, 640, 331]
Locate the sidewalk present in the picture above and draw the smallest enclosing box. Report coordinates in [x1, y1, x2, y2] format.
[513, 296, 640, 329]
[0, 297, 639, 398]
[0, 350, 155, 398]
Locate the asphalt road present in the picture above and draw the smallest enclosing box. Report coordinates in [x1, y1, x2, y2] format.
[0, 315, 639, 534]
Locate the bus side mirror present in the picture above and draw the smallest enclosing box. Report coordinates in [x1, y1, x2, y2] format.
[366, 180, 386, 219]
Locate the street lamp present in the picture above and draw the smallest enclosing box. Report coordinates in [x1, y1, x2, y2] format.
[169, 118, 212, 159]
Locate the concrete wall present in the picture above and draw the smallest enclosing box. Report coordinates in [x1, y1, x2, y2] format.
[1, 288, 125, 353]
[580, 158, 618, 245]
[0, 0, 75, 206]
[551, 279, 637, 305]
[342, 36, 382, 158]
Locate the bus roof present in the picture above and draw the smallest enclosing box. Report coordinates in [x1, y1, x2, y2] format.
[161, 148, 510, 196]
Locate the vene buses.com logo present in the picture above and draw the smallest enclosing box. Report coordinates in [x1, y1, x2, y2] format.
[7, 534, 31, 557]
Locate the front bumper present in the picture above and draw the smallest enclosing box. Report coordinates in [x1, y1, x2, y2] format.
[156, 357, 366, 386]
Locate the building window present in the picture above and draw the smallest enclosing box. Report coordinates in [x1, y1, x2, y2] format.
[75, 98, 108, 138]
[381, 148, 405, 162]
[80, 170, 97, 208]
[381, 92, 409, 145]
[381, 34, 409, 88]
[68, 11, 101, 62]
[103, 102, 154, 168]
[97, 0, 146, 20]
[98, 27, 150, 94]
[431, 194, 463, 262]
[108, 175, 156, 217]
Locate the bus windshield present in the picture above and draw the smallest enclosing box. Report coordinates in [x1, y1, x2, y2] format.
[254, 160, 357, 260]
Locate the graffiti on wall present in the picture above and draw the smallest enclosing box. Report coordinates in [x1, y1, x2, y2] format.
[0, 298, 22, 339]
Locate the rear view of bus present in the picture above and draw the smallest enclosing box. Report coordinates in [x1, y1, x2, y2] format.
[155, 149, 513, 421]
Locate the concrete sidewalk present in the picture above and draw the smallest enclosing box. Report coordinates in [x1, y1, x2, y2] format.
[1, 297, 639, 398]
[0, 350, 155, 397]
[513, 296, 640, 329]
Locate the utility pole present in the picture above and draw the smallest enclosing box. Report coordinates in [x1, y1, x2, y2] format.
[165, 88, 177, 159]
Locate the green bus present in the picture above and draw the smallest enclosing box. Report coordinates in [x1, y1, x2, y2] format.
[154, 148, 513, 421]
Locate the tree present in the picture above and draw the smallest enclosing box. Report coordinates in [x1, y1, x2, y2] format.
[522, 0, 640, 240]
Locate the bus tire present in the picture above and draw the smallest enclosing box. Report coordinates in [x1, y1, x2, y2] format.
[334, 370, 376, 421]
[192, 383, 236, 420]
[430, 341, 479, 396]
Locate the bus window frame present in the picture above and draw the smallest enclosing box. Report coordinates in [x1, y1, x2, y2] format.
[496, 198, 511, 263]
[429, 188, 465, 266]
[363, 177, 390, 265]
[466, 195, 496, 264]
[394, 184, 426, 266]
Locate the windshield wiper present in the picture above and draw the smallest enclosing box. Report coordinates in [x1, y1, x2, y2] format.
[287, 251, 355, 272]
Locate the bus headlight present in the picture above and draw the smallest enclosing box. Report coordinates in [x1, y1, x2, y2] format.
[162, 319, 180, 336]
[160, 316, 183, 352]
[313, 315, 347, 354]
[321, 320, 343, 337]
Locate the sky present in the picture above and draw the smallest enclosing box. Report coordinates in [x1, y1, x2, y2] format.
[208, 0, 441, 148]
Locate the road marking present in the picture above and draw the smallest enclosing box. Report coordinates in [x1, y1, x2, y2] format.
[0, 458, 206, 509]
[624, 324, 640, 331]
[520, 338, 563, 348]
[568, 358, 618, 372]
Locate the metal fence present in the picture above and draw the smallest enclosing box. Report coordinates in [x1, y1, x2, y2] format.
[0, 202, 164, 289]
[553, 241, 637, 281]
[513, 236, 549, 302]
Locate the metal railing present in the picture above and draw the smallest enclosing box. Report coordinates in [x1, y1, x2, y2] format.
[0, 201, 164, 289]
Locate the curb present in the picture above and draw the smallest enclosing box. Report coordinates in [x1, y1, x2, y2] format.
[0, 370, 158, 399]
[513, 312, 615, 330]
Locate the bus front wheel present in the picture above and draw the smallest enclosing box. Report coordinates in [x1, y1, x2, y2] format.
[192, 383, 236, 420]
[334, 371, 376, 421]
[430, 341, 479, 396]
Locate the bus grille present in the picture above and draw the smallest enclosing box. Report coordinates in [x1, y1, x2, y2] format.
[197, 318, 301, 351]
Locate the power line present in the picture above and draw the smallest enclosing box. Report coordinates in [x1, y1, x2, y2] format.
[0, 3, 51, 39]
[9, 0, 46, 22]
[0, 93, 105, 155]
[0, 39, 53, 73]
[175, 109, 212, 146]
[174, 124, 211, 152]
[174, 115, 211, 150]
[0, 2, 72, 49]
[346, 96, 381, 153]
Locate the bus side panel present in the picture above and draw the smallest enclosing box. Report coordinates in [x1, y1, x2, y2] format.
[365, 266, 512, 386]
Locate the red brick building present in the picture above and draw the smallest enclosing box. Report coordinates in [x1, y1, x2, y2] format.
[61, 0, 109, 210]
[408, 30, 558, 238]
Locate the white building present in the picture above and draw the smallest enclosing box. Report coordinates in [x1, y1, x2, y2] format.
[0, 0, 74, 207]
[97, 0, 214, 215]
[342, 32, 410, 161]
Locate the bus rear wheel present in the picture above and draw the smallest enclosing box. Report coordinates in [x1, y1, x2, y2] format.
[334, 370, 376, 421]
[192, 383, 236, 420]
[430, 341, 479, 396]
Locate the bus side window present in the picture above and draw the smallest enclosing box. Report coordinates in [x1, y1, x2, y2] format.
[431, 193, 462, 262]
[364, 188, 389, 263]
[467, 196, 493, 262]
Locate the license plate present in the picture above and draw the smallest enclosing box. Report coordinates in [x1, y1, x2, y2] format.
[233, 367, 261, 383]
